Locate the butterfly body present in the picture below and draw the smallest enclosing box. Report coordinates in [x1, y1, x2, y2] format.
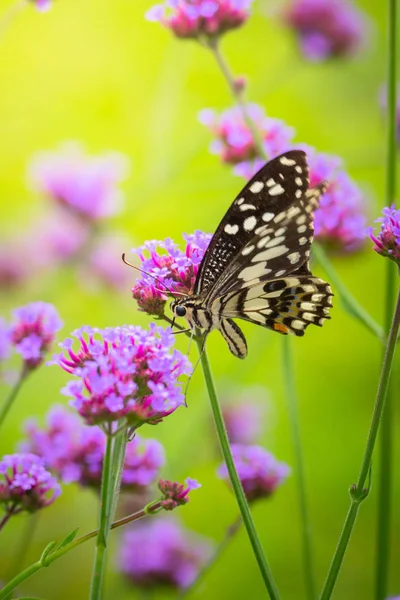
[171, 150, 333, 358]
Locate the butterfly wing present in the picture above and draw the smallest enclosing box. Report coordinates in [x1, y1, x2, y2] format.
[213, 274, 333, 336]
[194, 150, 310, 297]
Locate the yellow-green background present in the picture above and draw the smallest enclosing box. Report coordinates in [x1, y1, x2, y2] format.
[0, 1, 399, 598]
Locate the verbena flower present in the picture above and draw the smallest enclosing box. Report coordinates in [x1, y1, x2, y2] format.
[131, 231, 211, 317]
[33, 211, 89, 266]
[10, 302, 62, 369]
[84, 234, 131, 291]
[31, 0, 52, 11]
[0, 240, 32, 289]
[0, 453, 61, 515]
[28, 142, 129, 221]
[119, 518, 213, 590]
[218, 444, 290, 502]
[0, 319, 11, 364]
[281, 0, 367, 61]
[146, 0, 254, 41]
[369, 206, 400, 265]
[222, 387, 267, 444]
[158, 478, 201, 510]
[21, 406, 165, 489]
[199, 104, 294, 165]
[52, 324, 191, 427]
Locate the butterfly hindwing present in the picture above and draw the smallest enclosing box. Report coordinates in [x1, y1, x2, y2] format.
[194, 150, 309, 297]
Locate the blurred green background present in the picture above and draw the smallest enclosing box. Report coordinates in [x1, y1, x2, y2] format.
[0, 0, 399, 599]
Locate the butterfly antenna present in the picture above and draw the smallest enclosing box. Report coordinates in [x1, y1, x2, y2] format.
[184, 333, 207, 400]
[121, 253, 187, 298]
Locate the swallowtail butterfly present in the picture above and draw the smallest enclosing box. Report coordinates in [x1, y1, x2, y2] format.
[171, 150, 333, 358]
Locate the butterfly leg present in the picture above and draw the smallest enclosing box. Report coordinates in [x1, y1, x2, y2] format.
[219, 319, 248, 359]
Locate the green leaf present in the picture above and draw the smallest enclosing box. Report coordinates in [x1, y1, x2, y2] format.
[39, 541, 57, 565]
[56, 528, 80, 550]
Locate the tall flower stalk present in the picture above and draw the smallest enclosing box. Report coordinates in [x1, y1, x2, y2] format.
[376, 0, 398, 596]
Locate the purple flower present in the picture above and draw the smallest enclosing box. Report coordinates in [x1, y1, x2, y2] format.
[199, 104, 294, 165]
[0, 319, 11, 364]
[31, 0, 52, 11]
[21, 406, 165, 489]
[218, 444, 290, 502]
[146, 0, 254, 40]
[222, 388, 267, 444]
[119, 518, 213, 589]
[10, 302, 62, 369]
[51, 324, 191, 427]
[281, 0, 368, 61]
[28, 142, 129, 222]
[32, 211, 90, 267]
[83, 233, 132, 291]
[158, 478, 201, 511]
[0, 239, 33, 289]
[130, 231, 211, 316]
[0, 453, 61, 515]
[369, 206, 400, 265]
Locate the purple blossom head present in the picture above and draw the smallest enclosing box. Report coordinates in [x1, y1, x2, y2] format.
[28, 142, 129, 222]
[218, 444, 290, 502]
[369, 206, 400, 266]
[0, 453, 61, 515]
[146, 0, 254, 41]
[119, 518, 213, 589]
[158, 478, 201, 511]
[10, 302, 62, 369]
[222, 388, 267, 444]
[0, 319, 11, 364]
[31, 0, 52, 11]
[21, 406, 165, 489]
[0, 239, 33, 289]
[281, 0, 368, 61]
[199, 104, 294, 165]
[130, 231, 211, 317]
[51, 324, 191, 427]
[84, 233, 132, 291]
[32, 211, 90, 267]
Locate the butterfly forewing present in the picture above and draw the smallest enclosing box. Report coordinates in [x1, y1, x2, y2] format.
[194, 150, 309, 298]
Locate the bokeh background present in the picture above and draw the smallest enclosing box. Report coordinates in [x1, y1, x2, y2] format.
[0, 0, 399, 599]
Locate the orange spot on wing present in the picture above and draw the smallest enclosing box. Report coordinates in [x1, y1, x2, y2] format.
[274, 323, 289, 334]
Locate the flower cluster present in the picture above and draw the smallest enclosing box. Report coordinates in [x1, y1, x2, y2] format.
[146, 0, 254, 40]
[130, 231, 211, 317]
[21, 406, 166, 489]
[158, 478, 200, 510]
[199, 105, 294, 166]
[218, 445, 290, 502]
[0, 453, 61, 515]
[28, 142, 129, 222]
[10, 302, 62, 369]
[222, 389, 266, 445]
[119, 518, 213, 590]
[31, 0, 52, 11]
[369, 206, 400, 266]
[281, 0, 367, 61]
[52, 324, 191, 427]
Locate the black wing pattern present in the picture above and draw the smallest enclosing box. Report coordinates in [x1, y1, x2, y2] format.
[194, 150, 310, 298]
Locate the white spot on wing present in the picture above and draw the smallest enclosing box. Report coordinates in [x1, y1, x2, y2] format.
[249, 181, 264, 193]
[295, 177, 303, 186]
[295, 165, 302, 173]
[236, 197, 245, 205]
[297, 225, 307, 233]
[243, 216, 257, 231]
[299, 237, 308, 245]
[269, 184, 285, 196]
[242, 244, 255, 256]
[239, 263, 271, 281]
[224, 224, 239, 235]
[262, 212, 274, 222]
[295, 190, 302, 199]
[280, 156, 296, 166]
[291, 320, 305, 330]
[239, 203, 256, 211]
[256, 245, 288, 261]
[288, 252, 301, 264]
[266, 178, 276, 187]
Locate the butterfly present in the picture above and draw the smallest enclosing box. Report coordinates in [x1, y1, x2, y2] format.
[170, 150, 333, 358]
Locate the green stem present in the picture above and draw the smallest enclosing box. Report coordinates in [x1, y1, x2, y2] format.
[376, 0, 398, 596]
[313, 242, 384, 341]
[0, 502, 162, 600]
[282, 338, 316, 600]
[180, 516, 241, 598]
[0, 367, 28, 431]
[320, 285, 400, 600]
[195, 338, 280, 599]
[89, 428, 127, 600]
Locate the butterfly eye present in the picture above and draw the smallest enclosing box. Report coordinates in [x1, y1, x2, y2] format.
[175, 305, 187, 317]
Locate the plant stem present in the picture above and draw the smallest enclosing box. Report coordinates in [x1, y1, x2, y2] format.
[0, 510, 14, 533]
[312, 243, 383, 341]
[320, 285, 400, 600]
[195, 339, 280, 599]
[180, 516, 242, 598]
[0, 366, 28, 431]
[0, 502, 162, 600]
[282, 338, 316, 600]
[376, 0, 398, 596]
[89, 428, 127, 600]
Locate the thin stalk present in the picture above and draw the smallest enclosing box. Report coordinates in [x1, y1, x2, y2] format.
[0, 366, 28, 431]
[89, 428, 127, 600]
[376, 0, 398, 596]
[282, 338, 316, 600]
[0, 502, 162, 600]
[313, 243, 383, 341]
[0, 510, 14, 533]
[180, 516, 241, 598]
[320, 285, 400, 600]
[195, 338, 280, 599]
